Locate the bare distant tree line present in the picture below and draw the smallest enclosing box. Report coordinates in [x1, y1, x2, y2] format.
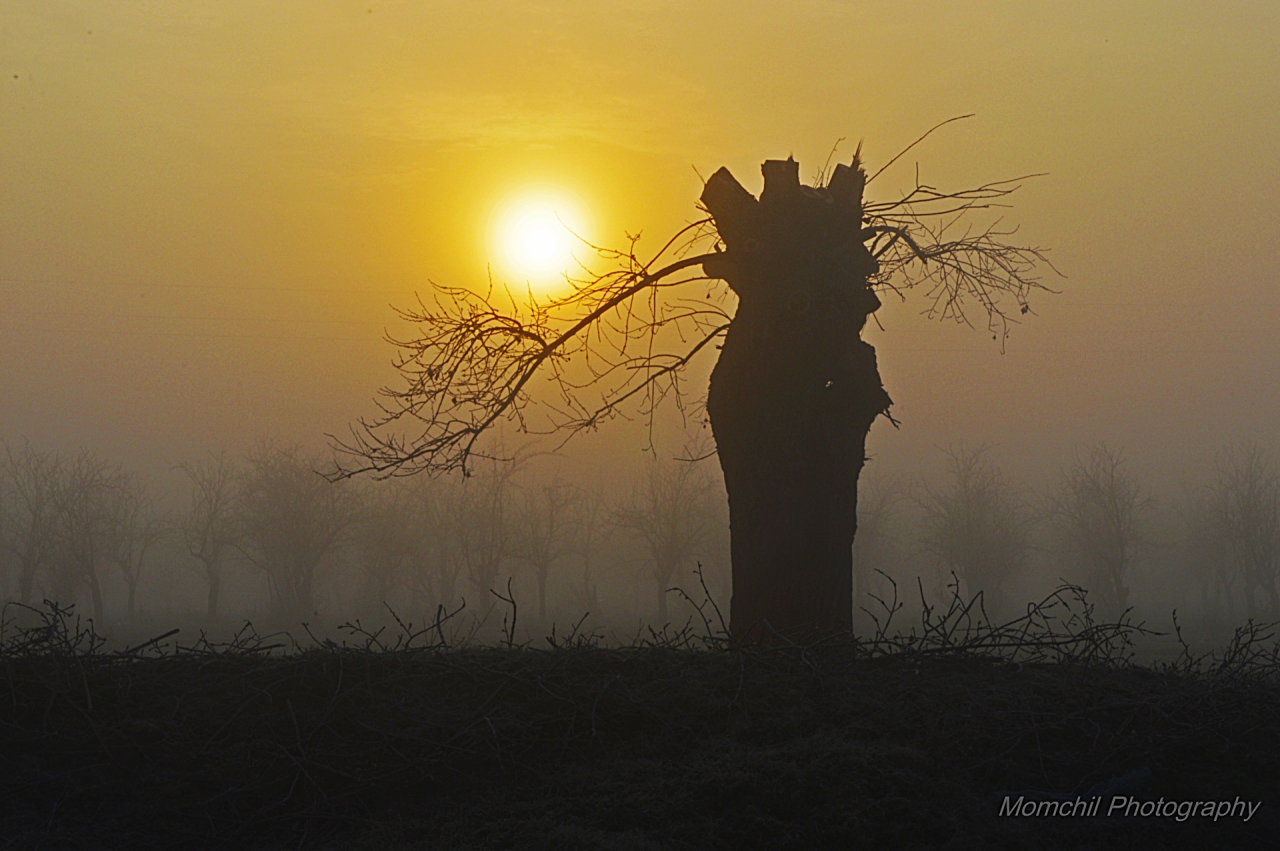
[0, 440, 725, 628]
[5, 436, 1280, 630]
[855, 442, 1280, 628]
[0, 443, 167, 622]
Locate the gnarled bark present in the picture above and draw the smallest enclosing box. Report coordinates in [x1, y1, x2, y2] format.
[701, 158, 891, 638]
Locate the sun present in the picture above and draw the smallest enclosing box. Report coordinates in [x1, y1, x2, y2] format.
[491, 193, 589, 289]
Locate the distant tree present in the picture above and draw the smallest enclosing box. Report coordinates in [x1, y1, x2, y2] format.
[567, 489, 610, 615]
[918, 446, 1031, 615]
[1182, 484, 1240, 623]
[333, 123, 1053, 637]
[0, 466, 6, 596]
[1049, 444, 1151, 616]
[511, 475, 580, 623]
[851, 472, 906, 632]
[236, 446, 354, 622]
[179, 451, 239, 618]
[403, 476, 464, 610]
[103, 473, 170, 618]
[614, 455, 717, 623]
[0, 442, 63, 604]
[448, 456, 521, 606]
[351, 479, 422, 615]
[50, 451, 125, 622]
[1206, 444, 1280, 618]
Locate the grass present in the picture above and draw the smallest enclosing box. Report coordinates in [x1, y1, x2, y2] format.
[2, 575, 1278, 850]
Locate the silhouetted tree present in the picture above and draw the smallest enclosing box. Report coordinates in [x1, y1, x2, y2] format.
[180, 451, 239, 618]
[1049, 444, 1150, 616]
[918, 446, 1031, 615]
[333, 124, 1052, 637]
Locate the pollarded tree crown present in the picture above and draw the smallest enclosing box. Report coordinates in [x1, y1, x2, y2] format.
[699, 157, 880, 309]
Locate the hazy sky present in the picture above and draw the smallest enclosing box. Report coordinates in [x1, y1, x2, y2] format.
[4, 1, 1279, 489]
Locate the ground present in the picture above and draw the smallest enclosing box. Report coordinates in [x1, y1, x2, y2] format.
[1, 603, 1277, 850]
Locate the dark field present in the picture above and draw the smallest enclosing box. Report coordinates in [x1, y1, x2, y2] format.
[3, 593, 1278, 851]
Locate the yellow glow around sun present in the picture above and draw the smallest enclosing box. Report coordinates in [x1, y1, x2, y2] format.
[492, 193, 590, 289]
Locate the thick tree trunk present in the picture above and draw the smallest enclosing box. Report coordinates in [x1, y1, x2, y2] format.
[701, 158, 891, 639]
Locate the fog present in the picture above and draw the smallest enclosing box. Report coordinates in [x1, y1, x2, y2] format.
[4, 2, 1280, 648]
[1, 426, 1272, 658]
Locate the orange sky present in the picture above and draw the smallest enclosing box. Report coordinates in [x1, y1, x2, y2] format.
[3, 1, 1279, 489]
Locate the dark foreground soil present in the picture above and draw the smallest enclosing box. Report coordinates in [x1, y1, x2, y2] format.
[2, 607, 1278, 850]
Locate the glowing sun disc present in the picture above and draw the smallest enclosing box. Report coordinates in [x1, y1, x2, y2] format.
[493, 194, 588, 283]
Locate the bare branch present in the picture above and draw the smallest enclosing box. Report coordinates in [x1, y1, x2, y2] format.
[332, 138, 1058, 480]
[864, 173, 1061, 346]
[866, 114, 975, 184]
[330, 237, 723, 478]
